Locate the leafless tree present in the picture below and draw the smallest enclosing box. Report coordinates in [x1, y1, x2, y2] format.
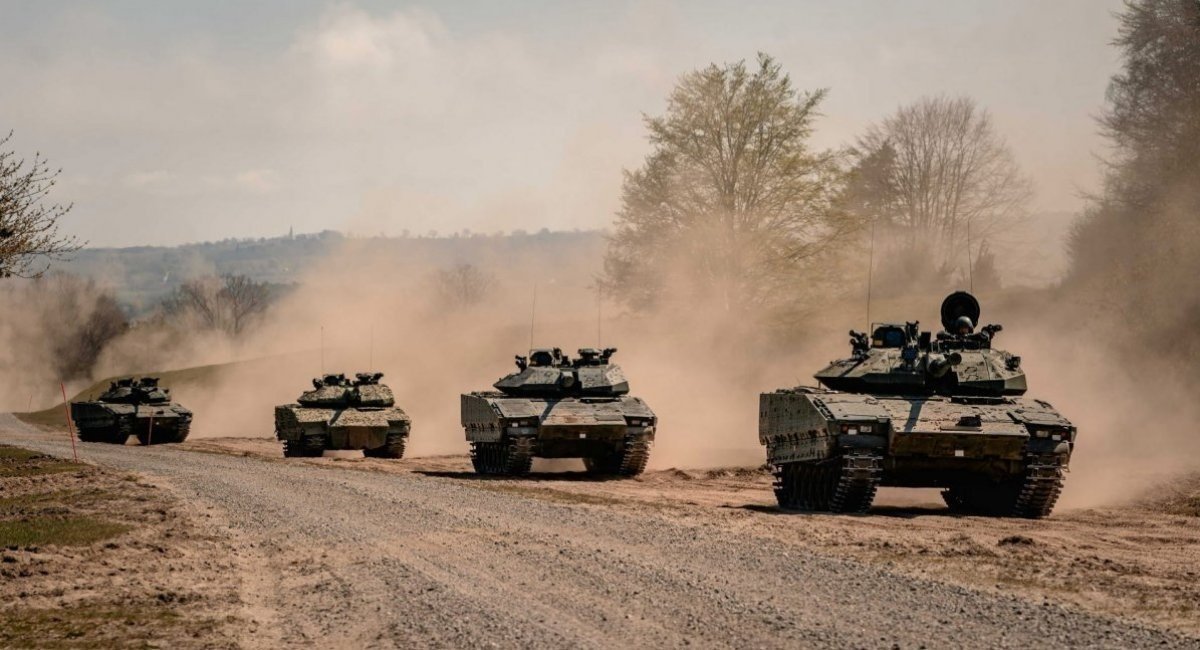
[162, 274, 272, 336]
[30, 274, 128, 380]
[433, 263, 495, 310]
[0, 131, 80, 278]
[851, 96, 1032, 282]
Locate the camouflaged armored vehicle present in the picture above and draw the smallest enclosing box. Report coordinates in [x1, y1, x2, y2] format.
[70, 377, 192, 445]
[275, 372, 410, 458]
[461, 347, 656, 476]
[760, 292, 1075, 518]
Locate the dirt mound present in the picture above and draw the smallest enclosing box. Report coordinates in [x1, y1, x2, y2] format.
[1138, 473, 1200, 517]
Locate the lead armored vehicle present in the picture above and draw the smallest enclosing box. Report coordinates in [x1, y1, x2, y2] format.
[70, 377, 193, 445]
[760, 292, 1075, 518]
[275, 372, 411, 458]
[461, 347, 656, 476]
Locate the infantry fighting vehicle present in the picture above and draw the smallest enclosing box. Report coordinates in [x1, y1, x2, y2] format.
[275, 372, 410, 458]
[759, 292, 1075, 518]
[461, 348, 656, 476]
[70, 377, 193, 445]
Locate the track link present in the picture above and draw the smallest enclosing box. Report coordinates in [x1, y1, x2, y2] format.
[774, 451, 882, 513]
[1012, 456, 1065, 519]
[470, 436, 533, 475]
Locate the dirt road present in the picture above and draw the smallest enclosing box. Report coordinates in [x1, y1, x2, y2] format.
[1, 416, 1193, 649]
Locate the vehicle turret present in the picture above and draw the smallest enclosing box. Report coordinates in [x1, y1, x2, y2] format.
[813, 292, 1026, 397]
[494, 347, 629, 398]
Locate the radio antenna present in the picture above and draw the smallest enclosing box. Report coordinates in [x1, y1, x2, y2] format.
[369, 324, 374, 369]
[596, 283, 603, 348]
[966, 216, 975, 292]
[320, 325, 325, 374]
[866, 218, 876, 332]
[528, 282, 538, 351]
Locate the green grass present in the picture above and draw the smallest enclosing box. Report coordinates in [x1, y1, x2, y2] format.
[0, 602, 183, 649]
[0, 488, 118, 515]
[0, 447, 85, 478]
[0, 516, 131, 547]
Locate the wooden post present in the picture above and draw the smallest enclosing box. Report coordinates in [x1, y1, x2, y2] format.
[60, 382, 78, 462]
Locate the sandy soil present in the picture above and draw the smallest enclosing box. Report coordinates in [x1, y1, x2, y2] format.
[3, 422, 1197, 648]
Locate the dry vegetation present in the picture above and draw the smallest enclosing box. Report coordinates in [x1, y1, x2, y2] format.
[0, 445, 242, 648]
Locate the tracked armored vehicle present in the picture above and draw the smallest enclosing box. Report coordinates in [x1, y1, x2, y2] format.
[275, 372, 410, 458]
[70, 377, 192, 445]
[461, 348, 656, 477]
[760, 292, 1075, 518]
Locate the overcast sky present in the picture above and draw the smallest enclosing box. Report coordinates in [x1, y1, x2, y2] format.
[2, 0, 1123, 247]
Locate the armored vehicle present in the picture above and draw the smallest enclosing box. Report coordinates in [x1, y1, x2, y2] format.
[70, 377, 193, 445]
[461, 347, 656, 476]
[760, 292, 1075, 518]
[275, 372, 410, 458]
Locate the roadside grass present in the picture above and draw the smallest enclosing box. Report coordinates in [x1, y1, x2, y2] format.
[0, 445, 130, 548]
[0, 601, 190, 649]
[0, 447, 86, 478]
[0, 517, 131, 548]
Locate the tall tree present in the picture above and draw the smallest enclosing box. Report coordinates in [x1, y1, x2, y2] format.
[604, 54, 850, 313]
[1067, 0, 1200, 356]
[851, 96, 1031, 287]
[0, 132, 80, 278]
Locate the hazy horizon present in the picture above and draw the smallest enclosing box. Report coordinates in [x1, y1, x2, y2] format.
[3, 1, 1121, 248]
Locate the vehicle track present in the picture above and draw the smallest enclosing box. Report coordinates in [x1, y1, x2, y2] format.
[0, 415, 1190, 649]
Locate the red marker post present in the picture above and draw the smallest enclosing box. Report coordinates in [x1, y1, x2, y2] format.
[60, 382, 79, 462]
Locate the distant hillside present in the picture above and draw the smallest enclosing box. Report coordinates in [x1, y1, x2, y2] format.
[60, 229, 606, 313]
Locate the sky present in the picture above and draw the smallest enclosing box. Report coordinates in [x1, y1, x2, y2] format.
[1, 0, 1123, 247]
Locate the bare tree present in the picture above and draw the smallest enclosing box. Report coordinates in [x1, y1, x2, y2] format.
[162, 274, 272, 336]
[433, 263, 495, 310]
[0, 132, 80, 278]
[851, 96, 1032, 283]
[604, 54, 852, 313]
[31, 274, 128, 380]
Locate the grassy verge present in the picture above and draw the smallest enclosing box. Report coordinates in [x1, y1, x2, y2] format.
[0, 444, 237, 647]
[0, 604, 228, 647]
[0, 447, 86, 478]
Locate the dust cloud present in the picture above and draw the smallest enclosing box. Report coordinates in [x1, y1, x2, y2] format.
[4, 228, 1199, 510]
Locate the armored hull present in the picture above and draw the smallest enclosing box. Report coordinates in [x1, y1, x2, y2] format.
[275, 373, 410, 458]
[462, 393, 655, 475]
[759, 292, 1076, 518]
[760, 389, 1073, 516]
[461, 347, 656, 476]
[70, 378, 192, 445]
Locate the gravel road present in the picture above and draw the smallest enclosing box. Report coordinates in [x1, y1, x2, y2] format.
[1, 415, 1189, 649]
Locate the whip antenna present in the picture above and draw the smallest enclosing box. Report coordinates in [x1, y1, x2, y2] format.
[528, 282, 538, 351]
[320, 326, 325, 374]
[866, 218, 876, 332]
[596, 283, 603, 348]
[966, 216, 975, 293]
[369, 324, 374, 369]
